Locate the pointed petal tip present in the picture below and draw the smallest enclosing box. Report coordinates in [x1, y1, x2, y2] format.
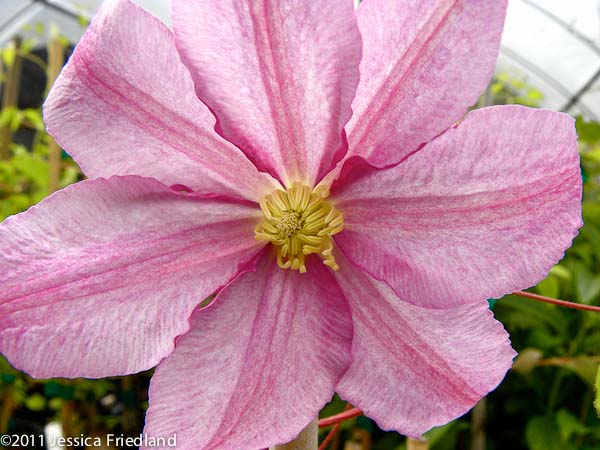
[334, 261, 516, 437]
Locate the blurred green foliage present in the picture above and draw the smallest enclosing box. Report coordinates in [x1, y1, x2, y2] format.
[0, 115, 79, 218]
[0, 40, 599, 450]
[489, 71, 546, 107]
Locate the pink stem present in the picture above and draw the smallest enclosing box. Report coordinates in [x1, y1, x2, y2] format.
[513, 291, 600, 313]
[318, 408, 363, 428]
[318, 404, 352, 450]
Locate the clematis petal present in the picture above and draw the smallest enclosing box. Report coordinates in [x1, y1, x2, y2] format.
[334, 257, 516, 437]
[44, 0, 279, 201]
[143, 253, 353, 450]
[0, 176, 263, 378]
[332, 106, 582, 308]
[346, 0, 507, 166]
[171, 0, 362, 187]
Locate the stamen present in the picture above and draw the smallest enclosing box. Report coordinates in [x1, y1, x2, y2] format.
[271, 190, 288, 211]
[255, 182, 344, 273]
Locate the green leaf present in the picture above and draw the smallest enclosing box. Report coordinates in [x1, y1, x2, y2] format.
[528, 329, 564, 352]
[511, 78, 525, 90]
[11, 154, 48, 189]
[423, 421, 458, 446]
[527, 89, 544, 101]
[20, 38, 36, 54]
[550, 264, 572, 281]
[0, 193, 31, 218]
[582, 202, 600, 224]
[495, 295, 569, 337]
[0, 107, 17, 128]
[60, 166, 80, 188]
[23, 108, 44, 131]
[537, 275, 560, 299]
[1, 46, 16, 67]
[549, 357, 599, 385]
[57, 36, 70, 49]
[575, 264, 600, 304]
[490, 83, 502, 95]
[0, 356, 17, 374]
[525, 416, 563, 450]
[594, 366, 600, 417]
[581, 331, 600, 355]
[583, 147, 600, 163]
[77, 15, 90, 27]
[576, 116, 600, 143]
[25, 393, 46, 411]
[34, 22, 44, 35]
[9, 109, 24, 132]
[556, 409, 587, 441]
[49, 397, 63, 410]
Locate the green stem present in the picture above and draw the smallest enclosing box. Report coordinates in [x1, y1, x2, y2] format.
[547, 319, 588, 413]
[271, 419, 318, 450]
[0, 387, 15, 434]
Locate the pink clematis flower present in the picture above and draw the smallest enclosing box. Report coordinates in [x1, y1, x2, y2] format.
[0, 0, 582, 448]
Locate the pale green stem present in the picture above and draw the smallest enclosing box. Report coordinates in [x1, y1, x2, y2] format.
[407, 437, 429, 450]
[270, 419, 318, 450]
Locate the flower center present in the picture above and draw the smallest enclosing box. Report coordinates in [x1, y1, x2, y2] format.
[255, 182, 344, 273]
[277, 211, 303, 237]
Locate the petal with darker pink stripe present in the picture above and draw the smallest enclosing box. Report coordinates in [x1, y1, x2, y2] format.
[172, 0, 361, 187]
[143, 254, 353, 450]
[332, 106, 582, 308]
[0, 176, 263, 378]
[334, 256, 516, 437]
[44, 0, 279, 201]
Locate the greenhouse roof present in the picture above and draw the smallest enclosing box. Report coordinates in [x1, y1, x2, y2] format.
[1, 0, 600, 119]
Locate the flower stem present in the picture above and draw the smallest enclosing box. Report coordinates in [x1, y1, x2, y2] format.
[318, 404, 353, 450]
[271, 419, 318, 450]
[318, 422, 340, 450]
[513, 291, 600, 313]
[0, 387, 15, 434]
[470, 399, 487, 450]
[0, 37, 23, 160]
[318, 407, 363, 427]
[407, 437, 429, 450]
[46, 37, 64, 194]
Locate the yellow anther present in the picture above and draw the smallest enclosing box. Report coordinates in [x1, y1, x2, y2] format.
[255, 182, 344, 273]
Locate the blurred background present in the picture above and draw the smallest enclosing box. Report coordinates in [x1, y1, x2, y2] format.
[0, 0, 599, 449]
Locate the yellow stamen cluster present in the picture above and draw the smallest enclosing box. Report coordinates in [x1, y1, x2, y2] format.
[255, 182, 344, 273]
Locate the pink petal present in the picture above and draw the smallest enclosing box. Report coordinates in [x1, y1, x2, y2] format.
[332, 106, 582, 308]
[0, 176, 263, 378]
[44, 0, 279, 201]
[346, 0, 507, 166]
[143, 253, 353, 450]
[334, 257, 516, 437]
[171, 0, 361, 187]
